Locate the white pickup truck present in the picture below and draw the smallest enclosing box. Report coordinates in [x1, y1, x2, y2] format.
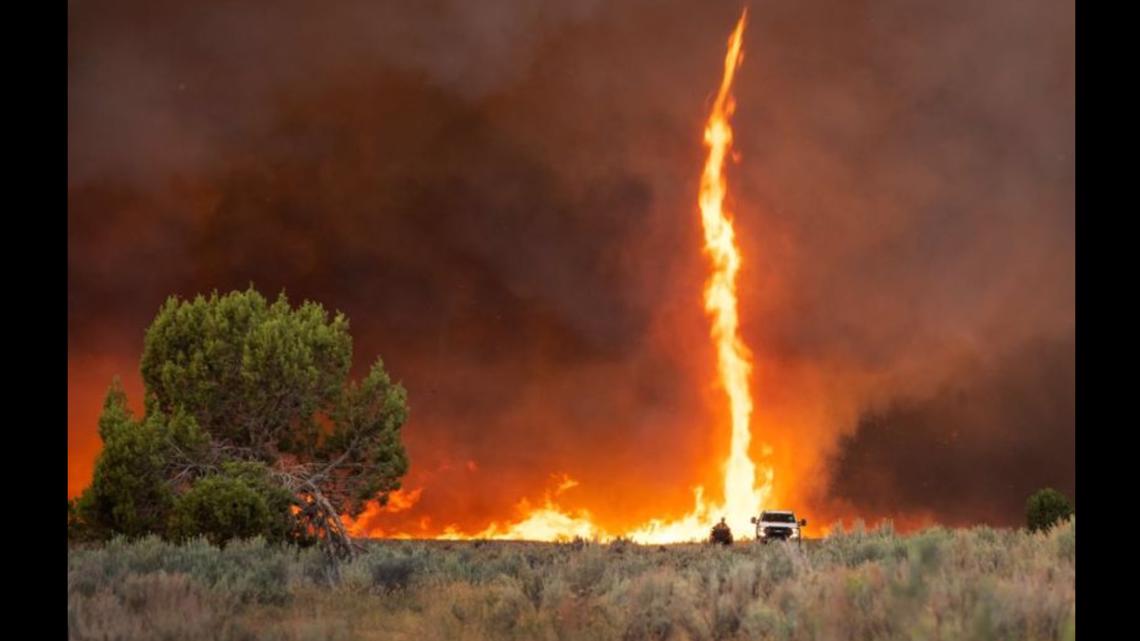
[750, 510, 807, 543]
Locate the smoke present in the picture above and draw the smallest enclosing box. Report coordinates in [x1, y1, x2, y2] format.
[69, 0, 1073, 533]
[823, 334, 1075, 527]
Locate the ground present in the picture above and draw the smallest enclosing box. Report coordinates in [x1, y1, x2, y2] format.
[67, 520, 1075, 641]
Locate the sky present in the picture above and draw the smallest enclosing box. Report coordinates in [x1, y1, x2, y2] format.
[68, 0, 1074, 535]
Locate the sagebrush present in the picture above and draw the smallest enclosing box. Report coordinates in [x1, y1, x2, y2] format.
[68, 521, 1075, 641]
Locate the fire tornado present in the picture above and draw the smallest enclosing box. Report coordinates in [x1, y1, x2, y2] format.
[628, 8, 772, 543]
[700, 8, 770, 528]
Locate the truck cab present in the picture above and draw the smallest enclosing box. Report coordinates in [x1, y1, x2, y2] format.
[750, 510, 807, 543]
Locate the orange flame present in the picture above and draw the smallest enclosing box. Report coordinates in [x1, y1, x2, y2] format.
[629, 7, 773, 543]
[464, 473, 601, 541]
[700, 7, 772, 528]
[343, 488, 423, 537]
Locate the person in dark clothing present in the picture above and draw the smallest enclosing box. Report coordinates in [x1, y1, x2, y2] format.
[710, 517, 733, 545]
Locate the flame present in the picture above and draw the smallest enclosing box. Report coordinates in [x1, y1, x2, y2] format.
[699, 7, 772, 529]
[469, 496, 602, 541]
[343, 488, 423, 537]
[351, 9, 770, 544]
[467, 473, 600, 540]
[630, 7, 772, 543]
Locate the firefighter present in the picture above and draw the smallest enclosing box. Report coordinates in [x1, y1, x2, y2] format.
[710, 517, 733, 545]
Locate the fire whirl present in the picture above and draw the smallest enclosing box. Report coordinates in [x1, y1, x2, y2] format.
[628, 7, 772, 543]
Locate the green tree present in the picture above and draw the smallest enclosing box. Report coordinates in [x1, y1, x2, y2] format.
[1026, 488, 1074, 532]
[76, 288, 410, 556]
[68, 498, 87, 542]
[75, 381, 204, 538]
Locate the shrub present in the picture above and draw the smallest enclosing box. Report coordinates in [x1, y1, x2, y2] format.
[1052, 517, 1076, 562]
[1026, 488, 1074, 532]
[620, 571, 706, 641]
[68, 498, 93, 542]
[565, 547, 609, 597]
[216, 537, 292, 605]
[66, 525, 1075, 641]
[168, 462, 299, 546]
[74, 386, 192, 539]
[369, 555, 421, 593]
[68, 571, 242, 641]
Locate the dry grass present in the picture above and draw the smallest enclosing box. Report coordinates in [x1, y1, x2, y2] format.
[68, 520, 1075, 641]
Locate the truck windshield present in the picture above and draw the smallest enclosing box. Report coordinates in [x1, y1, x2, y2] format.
[761, 512, 796, 523]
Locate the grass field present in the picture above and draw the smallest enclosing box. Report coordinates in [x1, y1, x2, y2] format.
[67, 520, 1075, 641]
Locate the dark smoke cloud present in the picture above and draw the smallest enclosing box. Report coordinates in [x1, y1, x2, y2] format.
[69, 0, 1073, 531]
[823, 334, 1074, 527]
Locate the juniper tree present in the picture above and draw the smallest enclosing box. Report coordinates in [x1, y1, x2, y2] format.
[77, 288, 409, 557]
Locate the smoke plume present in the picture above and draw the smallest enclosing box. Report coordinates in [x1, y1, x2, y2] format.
[69, 0, 1074, 533]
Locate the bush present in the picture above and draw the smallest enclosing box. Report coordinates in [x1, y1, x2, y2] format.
[368, 554, 422, 593]
[68, 571, 242, 641]
[68, 534, 292, 606]
[74, 385, 192, 539]
[1026, 488, 1074, 532]
[68, 499, 91, 542]
[168, 462, 299, 546]
[67, 526, 1075, 641]
[565, 547, 609, 597]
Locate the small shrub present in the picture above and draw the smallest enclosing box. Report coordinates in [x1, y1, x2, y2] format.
[566, 547, 609, 597]
[481, 577, 534, 636]
[609, 536, 634, 554]
[1026, 488, 1074, 532]
[740, 601, 783, 639]
[369, 555, 420, 592]
[68, 571, 243, 641]
[620, 572, 705, 641]
[168, 462, 298, 546]
[66, 523, 1075, 640]
[216, 537, 291, 605]
[758, 544, 797, 585]
[1051, 517, 1076, 563]
[712, 593, 742, 639]
[297, 546, 340, 587]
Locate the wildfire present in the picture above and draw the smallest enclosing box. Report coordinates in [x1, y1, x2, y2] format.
[352, 9, 771, 543]
[343, 488, 425, 537]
